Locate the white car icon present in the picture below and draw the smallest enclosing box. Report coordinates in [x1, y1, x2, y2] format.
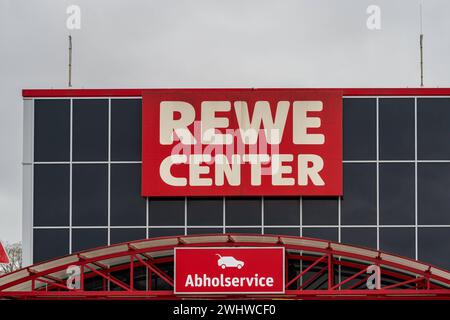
[216, 254, 244, 269]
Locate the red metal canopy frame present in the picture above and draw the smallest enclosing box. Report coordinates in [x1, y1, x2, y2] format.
[1, 234, 449, 300]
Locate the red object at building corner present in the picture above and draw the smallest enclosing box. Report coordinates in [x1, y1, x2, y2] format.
[0, 242, 9, 264]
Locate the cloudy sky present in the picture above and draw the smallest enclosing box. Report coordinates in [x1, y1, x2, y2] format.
[1, 0, 450, 244]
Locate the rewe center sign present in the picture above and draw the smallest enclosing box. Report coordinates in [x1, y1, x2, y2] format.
[174, 247, 285, 294]
[142, 89, 342, 196]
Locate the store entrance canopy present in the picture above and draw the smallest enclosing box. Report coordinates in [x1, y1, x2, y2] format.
[1, 234, 449, 300]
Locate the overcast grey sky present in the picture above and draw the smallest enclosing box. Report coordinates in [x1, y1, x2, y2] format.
[1, 0, 450, 244]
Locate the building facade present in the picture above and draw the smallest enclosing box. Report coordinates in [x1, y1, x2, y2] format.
[22, 88, 450, 272]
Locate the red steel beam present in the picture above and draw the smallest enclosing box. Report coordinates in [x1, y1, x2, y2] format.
[84, 264, 130, 292]
[331, 267, 368, 290]
[130, 255, 134, 291]
[134, 255, 174, 287]
[383, 277, 425, 290]
[3, 289, 450, 300]
[299, 265, 328, 290]
[347, 274, 371, 290]
[328, 253, 333, 289]
[35, 278, 69, 291]
[286, 255, 327, 288]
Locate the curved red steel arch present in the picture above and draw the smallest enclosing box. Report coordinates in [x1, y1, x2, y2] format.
[1, 234, 449, 300]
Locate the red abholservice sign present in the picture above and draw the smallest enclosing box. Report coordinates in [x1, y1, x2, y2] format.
[142, 89, 342, 196]
[174, 247, 285, 294]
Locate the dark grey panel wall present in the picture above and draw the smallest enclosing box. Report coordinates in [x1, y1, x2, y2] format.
[380, 228, 415, 259]
[341, 227, 377, 248]
[419, 228, 450, 269]
[73, 99, 109, 161]
[379, 163, 415, 225]
[226, 198, 261, 225]
[149, 198, 184, 226]
[303, 227, 339, 242]
[343, 98, 376, 160]
[418, 98, 450, 159]
[379, 98, 415, 160]
[302, 198, 338, 225]
[34, 99, 70, 161]
[34, 229, 69, 263]
[341, 163, 377, 225]
[72, 228, 108, 252]
[111, 99, 142, 161]
[418, 163, 450, 225]
[72, 164, 108, 226]
[34, 164, 70, 226]
[187, 198, 222, 226]
[110, 228, 146, 244]
[110, 164, 146, 226]
[31, 97, 450, 270]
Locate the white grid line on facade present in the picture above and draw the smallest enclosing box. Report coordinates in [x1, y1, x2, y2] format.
[338, 197, 341, 242]
[31, 160, 450, 164]
[32, 224, 450, 229]
[69, 99, 73, 254]
[33, 161, 142, 164]
[30, 99, 35, 264]
[343, 95, 450, 98]
[184, 197, 187, 236]
[146, 197, 149, 239]
[376, 97, 380, 250]
[415, 97, 419, 260]
[108, 98, 112, 246]
[261, 196, 265, 235]
[343, 160, 450, 163]
[223, 197, 226, 233]
[299, 197, 303, 237]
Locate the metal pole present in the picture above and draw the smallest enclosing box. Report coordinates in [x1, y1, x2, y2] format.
[68, 35, 72, 87]
[420, 3, 424, 87]
[328, 253, 333, 290]
[420, 34, 424, 87]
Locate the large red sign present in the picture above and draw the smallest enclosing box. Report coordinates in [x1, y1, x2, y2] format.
[142, 89, 342, 196]
[174, 247, 285, 294]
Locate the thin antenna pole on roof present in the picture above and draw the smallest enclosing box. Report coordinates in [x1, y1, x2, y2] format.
[68, 35, 73, 87]
[420, 3, 424, 87]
